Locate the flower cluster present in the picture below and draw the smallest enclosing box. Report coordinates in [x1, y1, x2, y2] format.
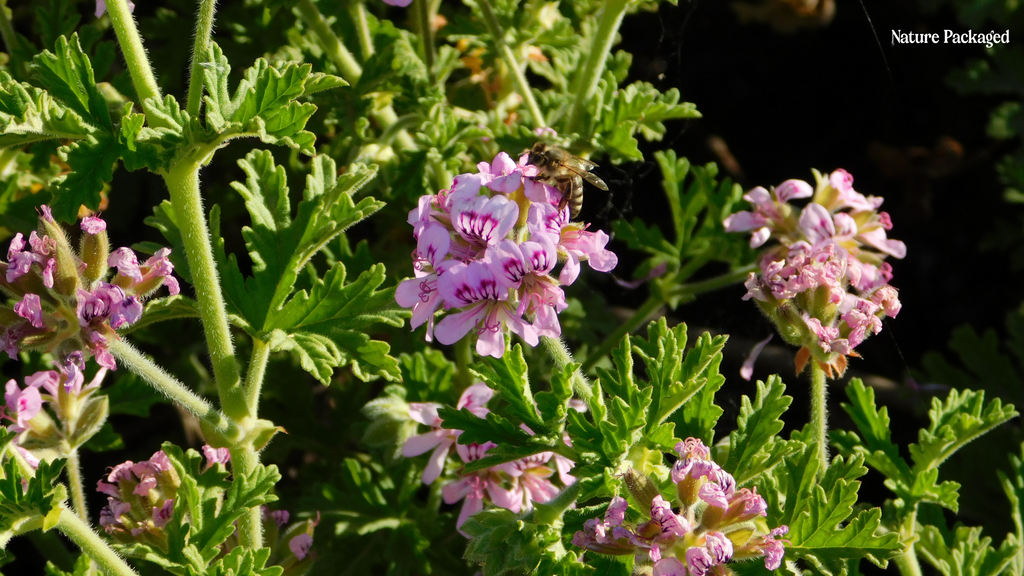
[573, 438, 788, 575]
[1, 207, 179, 371]
[723, 169, 904, 376]
[3, 360, 109, 464]
[402, 383, 575, 534]
[396, 151, 617, 358]
[97, 449, 181, 548]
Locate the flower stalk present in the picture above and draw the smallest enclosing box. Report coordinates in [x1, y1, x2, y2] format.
[566, 0, 629, 134]
[541, 336, 593, 402]
[186, 0, 219, 117]
[66, 449, 89, 524]
[474, 0, 546, 127]
[162, 163, 247, 421]
[244, 338, 271, 416]
[103, 0, 163, 118]
[810, 361, 829, 475]
[414, 0, 436, 81]
[57, 509, 140, 576]
[108, 339, 238, 441]
[228, 446, 263, 547]
[350, 0, 375, 59]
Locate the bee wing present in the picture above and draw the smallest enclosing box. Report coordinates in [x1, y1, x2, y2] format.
[582, 171, 609, 190]
[562, 156, 599, 172]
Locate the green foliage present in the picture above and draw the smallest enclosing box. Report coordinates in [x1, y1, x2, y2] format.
[724, 375, 797, 486]
[0, 431, 66, 547]
[835, 379, 1017, 513]
[918, 525, 1019, 576]
[212, 150, 401, 383]
[766, 444, 902, 576]
[611, 151, 753, 304]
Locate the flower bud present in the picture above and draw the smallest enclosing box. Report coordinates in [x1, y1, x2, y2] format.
[623, 469, 661, 512]
[38, 212, 81, 296]
[80, 217, 110, 284]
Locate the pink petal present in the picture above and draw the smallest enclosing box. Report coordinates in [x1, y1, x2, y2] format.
[434, 304, 488, 346]
[402, 430, 446, 457]
[740, 334, 773, 381]
[422, 440, 453, 485]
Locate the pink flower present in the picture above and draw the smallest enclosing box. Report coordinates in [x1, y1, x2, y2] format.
[442, 443, 518, 534]
[3, 379, 42, 433]
[762, 526, 789, 570]
[13, 294, 43, 328]
[434, 261, 538, 358]
[527, 203, 617, 285]
[395, 224, 454, 341]
[81, 216, 107, 234]
[202, 445, 231, 468]
[652, 558, 687, 576]
[289, 534, 313, 560]
[95, 0, 135, 18]
[402, 382, 493, 484]
[477, 152, 523, 193]
[502, 453, 561, 512]
[451, 194, 519, 250]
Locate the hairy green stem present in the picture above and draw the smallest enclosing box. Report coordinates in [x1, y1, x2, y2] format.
[414, 0, 436, 81]
[475, 0, 545, 127]
[350, 0, 375, 59]
[566, 0, 628, 133]
[229, 447, 263, 548]
[581, 295, 662, 371]
[244, 338, 271, 416]
[57, 509, 139, 576]
[66, 450, 89, 524]
[295, 0, 416, 151]
[186, 0, 219, 117]
[894, 509, 923, 576]
[103, 0, 162, 105]
[541, 336, 593, 402]
[163, 164, 247, 420]
[296, 0, 363, 83]
[810, 361, 829, 475]
[109, 339, 237, 440]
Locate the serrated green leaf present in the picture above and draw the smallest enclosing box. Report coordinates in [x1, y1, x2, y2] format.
[49, 133, 123, 222]
[32, 33, 111, 129]
[725, 375, 794, 485]
[786, 454, 903, 576]
[0, 72, 95, 148]
[909, 387, 1017, 473]
[918, 525, 1020, 576]
[470, 344, 544, 429]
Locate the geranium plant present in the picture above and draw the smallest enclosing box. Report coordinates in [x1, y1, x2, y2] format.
[0, 0, 1019, 575]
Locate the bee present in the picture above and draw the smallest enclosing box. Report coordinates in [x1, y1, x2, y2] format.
[526, 142, 608, 219]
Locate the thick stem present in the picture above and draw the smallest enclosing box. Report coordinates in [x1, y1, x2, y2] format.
[163, 163, 247, 420]
[475, 0, 545, 127]
[244, 338, 271, 415]
[57, 509, 139, 576]
[566, 0, 628, 134]
[66, 450, 89, 524]
[894, 544, 923, 576]
[109, 339, 237, 439]
[810, 361, 829, 475]
[581, 295, 662, 371]
[296, 0, 363, 83]
[229, 447, 263, 548]
[541, 336, 593, 402]
[350, 0, 375, 59]
[103, 0, 162, 105]
[186, 0, 219, 117]
[414, 0, 436, 81]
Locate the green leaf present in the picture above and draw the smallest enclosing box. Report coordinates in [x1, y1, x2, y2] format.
[786, 453, 903, 576]
[213, 151, 398, 382]
[31, 33, 111, 129]
[49, 133, 123, 222]
[909, 387, 1018, 473]
[0, 446, 67, 547]
[725, 375, 795, 485]
[471, 344, 544, 429]
[202, 547, 284, 576]
[918, 525, 1019, 576]
[121, 295, 200, 334]
[0, 71, 95, 148]
[200, 42, 340, 154]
